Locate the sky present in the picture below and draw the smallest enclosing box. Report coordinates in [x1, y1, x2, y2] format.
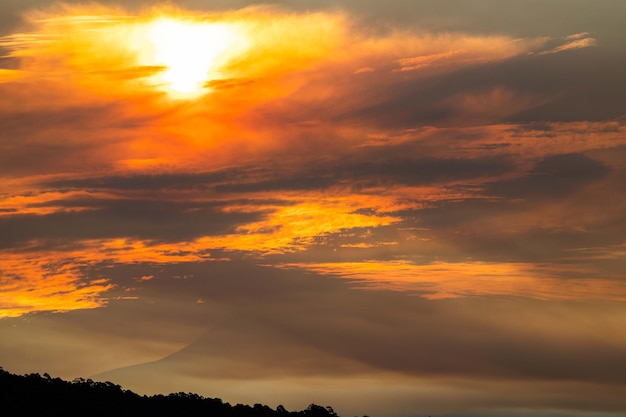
[1, 1, 626, 416]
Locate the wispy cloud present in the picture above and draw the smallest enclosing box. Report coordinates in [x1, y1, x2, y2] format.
[394, 36, 532, 72]
[280, 260, 626, 301]
[539, 34, 598, 55]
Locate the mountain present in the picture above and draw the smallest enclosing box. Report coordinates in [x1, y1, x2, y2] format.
[93, 315, 374, 409]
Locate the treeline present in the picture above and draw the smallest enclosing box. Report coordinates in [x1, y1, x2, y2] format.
[0, 367, 340, 417]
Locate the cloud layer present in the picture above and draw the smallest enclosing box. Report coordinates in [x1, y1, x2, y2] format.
[1, 2, 626, 417]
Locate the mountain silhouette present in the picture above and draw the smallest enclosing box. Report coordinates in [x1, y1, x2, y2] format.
[94, 314, 373, 398]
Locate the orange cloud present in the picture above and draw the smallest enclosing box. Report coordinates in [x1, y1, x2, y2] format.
[0, 4, 550, 178]
[0, 189, 111, 216]
[0, 4, 347, 98]
[281, 260, 626, 301]
[0, 187, 400, 317]
[0, 253, 112, 318]
[191, 192, 402, 254]
[0, 238, 219, 318]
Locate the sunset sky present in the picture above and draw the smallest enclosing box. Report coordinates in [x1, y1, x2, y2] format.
[1, 1, 626, 416]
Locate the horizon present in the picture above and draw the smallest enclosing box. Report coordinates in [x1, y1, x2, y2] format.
[1, 1, 626, 417]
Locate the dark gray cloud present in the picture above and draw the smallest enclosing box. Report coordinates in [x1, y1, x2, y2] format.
[340, 157, 511, 187]
[342, 50, 626, 128]
[486, 153, 609, 199]
[39, 149, 512, 195]
[0, 199, 264, 248]
[44, 170, 246, 191]
[248, 49, 626, 135]
[215, 156, 511, 192]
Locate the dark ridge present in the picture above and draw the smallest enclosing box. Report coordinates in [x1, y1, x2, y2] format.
[0, 367, 342, 417]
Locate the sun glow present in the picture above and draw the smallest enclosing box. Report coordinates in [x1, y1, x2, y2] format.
[143, 18, 246, 96]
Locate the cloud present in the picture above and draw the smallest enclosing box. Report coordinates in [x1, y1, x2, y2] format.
[539, 35, 598, 55]
[394, 36, 532, 72]
[1, 4, 626, 417]
[0, 252, 112, 318]
[565, 32, 592, 40]
[0, 4, 552, 176]
[486, 153, 609, 200]
[279, 260, 626, 301]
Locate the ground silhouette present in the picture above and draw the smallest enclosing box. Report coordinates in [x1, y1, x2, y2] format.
[0, 367, 341, 417]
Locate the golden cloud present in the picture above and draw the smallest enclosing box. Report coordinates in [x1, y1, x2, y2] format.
[0, 4, 550, 176]
[0, 253, 112, 318]
[280, 260, 626, 301]
[0, 238, 218, 318]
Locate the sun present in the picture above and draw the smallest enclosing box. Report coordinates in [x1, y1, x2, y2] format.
[143, 17, 246, 97]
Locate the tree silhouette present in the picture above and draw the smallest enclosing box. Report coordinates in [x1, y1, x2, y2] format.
[0, 367, 344, 417]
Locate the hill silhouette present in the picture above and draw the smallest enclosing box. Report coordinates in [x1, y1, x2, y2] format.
[0, 367, 341, 417]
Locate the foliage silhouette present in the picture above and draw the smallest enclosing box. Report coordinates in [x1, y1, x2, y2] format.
[0, 366, 341, 417]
